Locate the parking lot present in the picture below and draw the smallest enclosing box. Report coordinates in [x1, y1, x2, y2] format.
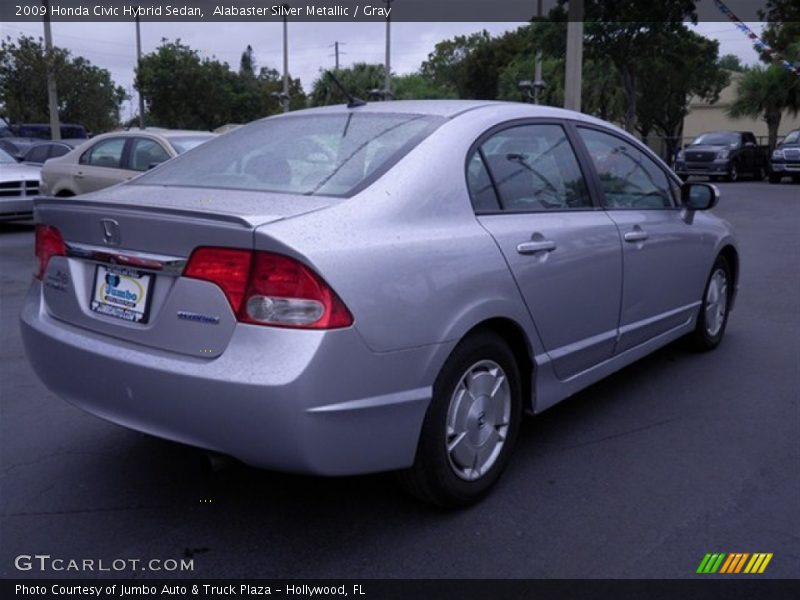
[0, 181, 798, 579]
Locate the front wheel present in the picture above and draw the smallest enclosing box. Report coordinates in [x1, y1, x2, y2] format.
[398, 331, 522, 507]
[690, 255, 732, 351]
[725, 164, 739, 182]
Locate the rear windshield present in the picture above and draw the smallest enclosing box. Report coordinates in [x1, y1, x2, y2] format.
[691, 132, 740, 146]
[135, 112, 443, 197]
[167, 135, 215, 154]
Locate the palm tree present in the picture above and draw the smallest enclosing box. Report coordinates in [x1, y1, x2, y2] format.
[728, 65, 800, 149]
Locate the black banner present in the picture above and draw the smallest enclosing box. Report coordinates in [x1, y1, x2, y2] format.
[4, 579, 800, 600]
[0, 0, 779, 23]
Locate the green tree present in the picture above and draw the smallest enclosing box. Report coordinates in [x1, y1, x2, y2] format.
[0, 35, 125, 133]
[718, 54, 745, 72]
[635, 26, 729, 161]
[135, 40, 304, 129]
[728, 65, 800, 149]
[541, 1, 698, 132]
[392, 73, 456, 100]
[420, 31, 492, 97]
[309, 63, 386, 106]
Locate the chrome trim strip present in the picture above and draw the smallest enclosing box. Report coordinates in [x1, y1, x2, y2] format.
[65, 242, 187, 275]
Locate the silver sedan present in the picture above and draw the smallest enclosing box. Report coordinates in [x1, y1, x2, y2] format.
[21, 101, 738, 506]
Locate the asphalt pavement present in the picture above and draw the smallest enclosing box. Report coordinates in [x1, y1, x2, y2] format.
[1, 181, 798, 579]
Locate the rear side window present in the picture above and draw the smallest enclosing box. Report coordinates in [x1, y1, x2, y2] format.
[25, 145, 50, 164]
[578, 127, 673, 209]
[135, 113, 443, 197]
[130, 138, 170, 171]
[80, 138, 126, 169]
[49, 144, 71, 159]
[468, 124, 591, 212]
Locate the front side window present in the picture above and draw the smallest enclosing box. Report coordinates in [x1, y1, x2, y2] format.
[578, 128, 673, 210]
[135, 113, 443, 197]
[468, 124, 591, 212]
[81, 138, 126, 169]
[130, 138, 170, 171]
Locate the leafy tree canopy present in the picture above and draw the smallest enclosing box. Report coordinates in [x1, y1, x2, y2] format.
[0, 35, 126, 134]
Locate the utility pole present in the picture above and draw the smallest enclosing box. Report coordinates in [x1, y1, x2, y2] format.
[533, 0, 543, 104]
[383, 0, 393, 98]
[282, 4, 290, 112]
[42, 0, 61, 140]
[330, 41, 346, 70]
[564, 0, 584, 112]
[135, 15, 146, 128]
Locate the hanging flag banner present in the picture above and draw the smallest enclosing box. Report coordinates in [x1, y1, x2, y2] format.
[712, 0, 800, 78]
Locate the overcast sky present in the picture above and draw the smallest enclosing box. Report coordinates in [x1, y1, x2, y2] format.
[2, 20, 765, 121]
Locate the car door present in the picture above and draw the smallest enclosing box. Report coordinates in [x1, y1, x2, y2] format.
[74, 137, 132, 194]
[470, 121, 623, 381]
[575, 126, 709, 354]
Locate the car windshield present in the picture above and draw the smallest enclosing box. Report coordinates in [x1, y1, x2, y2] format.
[167, 135, 216, 154]
[135, 112, 443, 197]
[782, 130, 800, 145]
[0, 148, 16, 164]
[692, 132, 740, 146]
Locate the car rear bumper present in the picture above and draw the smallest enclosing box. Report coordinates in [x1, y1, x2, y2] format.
[0, 197, 33, 220]
[21, 282, 444, 476]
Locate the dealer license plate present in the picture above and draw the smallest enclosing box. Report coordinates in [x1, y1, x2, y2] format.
[90, 265, 153, 324]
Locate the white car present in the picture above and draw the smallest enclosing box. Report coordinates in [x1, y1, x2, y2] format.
[40, 129, 216, 197]
[0, 147, 40, 221]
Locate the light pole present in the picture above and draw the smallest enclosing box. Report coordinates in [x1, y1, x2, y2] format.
[383, 0, 393, 99]
[135, 15, 145, 128]
[282, 4, 290, 112]
[533, 0, 544, 105]
[41, 0, 61, 140]
[564, 0, 584, 112]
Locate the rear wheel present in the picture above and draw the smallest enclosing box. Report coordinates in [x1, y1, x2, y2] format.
[752, 165, 763, 181]
[690, 255, 732, 351]
[398, 331, 522, 507]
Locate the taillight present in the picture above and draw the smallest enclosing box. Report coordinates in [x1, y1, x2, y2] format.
[34, 225, 66, 280]
[183, 248, 352, 329]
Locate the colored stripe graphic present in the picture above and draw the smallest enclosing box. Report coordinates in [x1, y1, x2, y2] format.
[699, 553, 774, 574]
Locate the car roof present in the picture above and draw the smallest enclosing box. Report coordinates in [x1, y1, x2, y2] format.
[272, 99, 613, 125]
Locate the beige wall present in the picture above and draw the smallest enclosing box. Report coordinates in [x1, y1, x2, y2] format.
[683, 71, 800, 142]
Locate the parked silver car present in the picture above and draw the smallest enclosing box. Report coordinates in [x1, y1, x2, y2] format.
[39, 129, 216, 197]
[21, 101, 738, 506]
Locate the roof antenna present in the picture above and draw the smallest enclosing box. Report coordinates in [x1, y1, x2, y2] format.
[325, 71, 367, 108]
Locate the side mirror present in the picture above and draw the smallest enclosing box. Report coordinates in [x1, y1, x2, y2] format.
[682, 182, 719, 210]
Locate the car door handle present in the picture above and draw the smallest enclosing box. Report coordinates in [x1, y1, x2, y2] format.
[75, 172, 85, 179]
[517, 240, 557, 254]
[623, 230, 649, 243]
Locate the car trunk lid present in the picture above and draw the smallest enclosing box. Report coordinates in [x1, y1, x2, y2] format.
[35, 185, 334, 357]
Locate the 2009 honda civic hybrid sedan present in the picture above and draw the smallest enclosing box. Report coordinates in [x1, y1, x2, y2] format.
[21, 101, 739, 506]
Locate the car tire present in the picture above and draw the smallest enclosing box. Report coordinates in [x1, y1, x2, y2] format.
[398, 331, 523, 508]
[768, 173, 782, 184]
[690, 255, 732, 351]
[725, 164, 739, 182]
